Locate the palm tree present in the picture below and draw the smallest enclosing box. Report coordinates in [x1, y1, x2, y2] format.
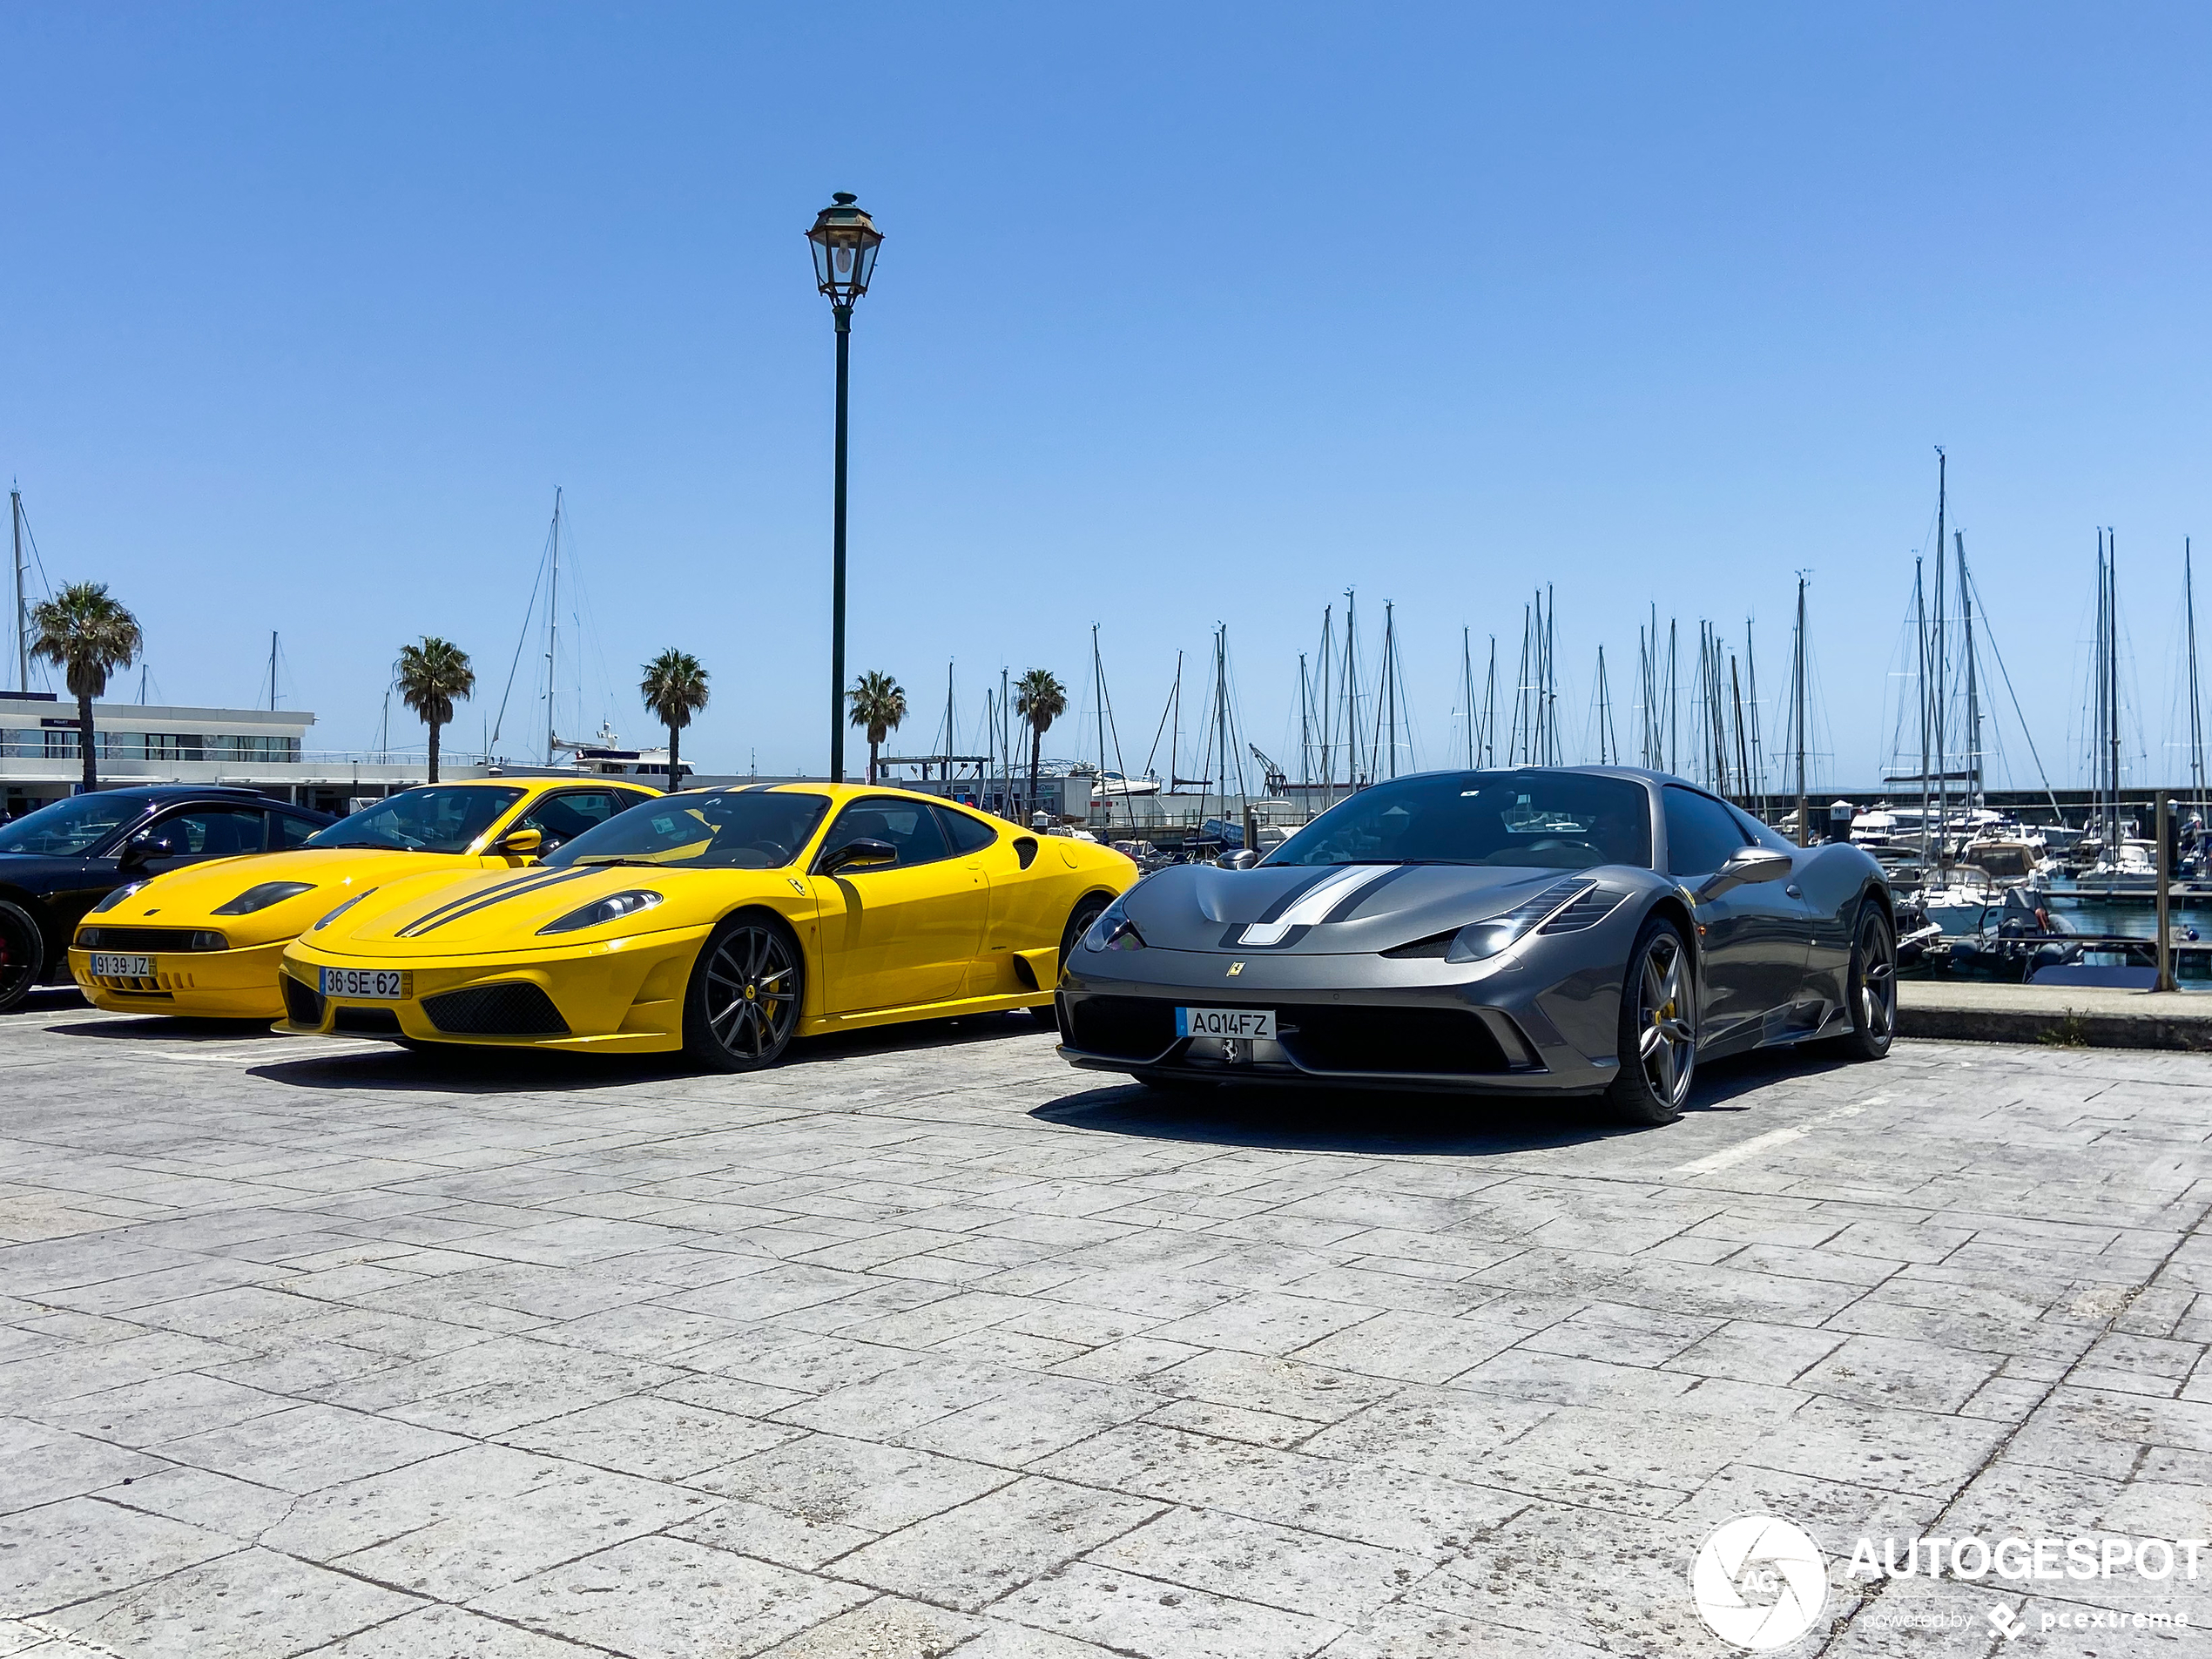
[30, 582, 143, 792]
[1015, 667, 1067, 821]
[395, 637, 475, 784]
[847, 671, 907, 786]
[639, 649, 710, 787]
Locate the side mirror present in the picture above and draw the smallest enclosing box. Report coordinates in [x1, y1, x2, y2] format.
[1699, 846, 1793, 900]
[116, 833, 154, 871]
[1218, 849, 1261, 870]
[494, 828, 544, 857]
[820, 838, 897, 876]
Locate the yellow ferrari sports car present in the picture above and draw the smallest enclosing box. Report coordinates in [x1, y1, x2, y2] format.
[278, 783, 1138, 1069]
[70, 778, 659, 1021]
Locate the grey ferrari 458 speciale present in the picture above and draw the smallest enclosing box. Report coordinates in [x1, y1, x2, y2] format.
[1054, 767, 1897, 1124]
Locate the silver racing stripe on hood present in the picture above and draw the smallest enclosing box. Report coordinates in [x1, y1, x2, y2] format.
[1238, 864, 1396, 947]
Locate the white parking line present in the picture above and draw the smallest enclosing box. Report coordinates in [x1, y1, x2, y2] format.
[1670, 1098, 1877, 1177]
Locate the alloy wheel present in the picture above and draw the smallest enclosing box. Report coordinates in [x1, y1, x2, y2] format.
[0, 909, 37, 1008]
[1858, 913, 1897, 1040]
[701, 925, 799, 1061]
[1635, 931, 1696, 1107]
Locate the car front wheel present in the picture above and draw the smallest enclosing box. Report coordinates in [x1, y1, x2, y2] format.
[1608, 917, 1696, 1126]
[684, 914, 804, 1071]
[0, 901, 44, 1013]
[1825, 901, 1897, 1062]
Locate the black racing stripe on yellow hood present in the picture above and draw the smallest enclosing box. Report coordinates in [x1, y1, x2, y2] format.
[392, 867, 604, 938]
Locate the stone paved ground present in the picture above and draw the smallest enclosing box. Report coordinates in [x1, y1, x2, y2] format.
[2, 991, 2209, 1659]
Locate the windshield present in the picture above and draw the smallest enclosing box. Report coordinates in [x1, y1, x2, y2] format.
[544, 790, 831, 869]
[0, 793, 145, 858]
[305, 786, 523, 853]
[1266, 771, 1654, 871]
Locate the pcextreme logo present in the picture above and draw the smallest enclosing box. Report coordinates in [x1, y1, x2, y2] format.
[1691, 1515, 1829, 1651]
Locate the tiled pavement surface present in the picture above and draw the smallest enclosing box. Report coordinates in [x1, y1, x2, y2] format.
[2, 992, 2209, 1658]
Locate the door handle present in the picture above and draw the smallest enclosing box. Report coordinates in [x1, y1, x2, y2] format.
[1785, 885, 1802, 898]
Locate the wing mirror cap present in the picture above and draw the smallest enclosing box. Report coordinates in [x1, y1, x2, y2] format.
[822, 838, 897, 875]
[1699, 846, 1794, 899]
[1218, 849, 1261, 870]
[493, 827, 544, 856]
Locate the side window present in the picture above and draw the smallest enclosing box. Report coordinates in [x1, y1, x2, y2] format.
[1727, 802, 1796, 854]
[142, 807, 267, 858]
[519, 792, 624, 850]
[936, 806, 999, 856]
[272, 813, 324, 849]
[1662, 787, 1750, 876]
[824, 797, 952, 868]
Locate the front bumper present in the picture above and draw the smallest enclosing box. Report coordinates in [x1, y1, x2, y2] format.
[1055, 943, 1622, 1093]
[279, 925, 712, 1054]
[70, 940, 292, 1020]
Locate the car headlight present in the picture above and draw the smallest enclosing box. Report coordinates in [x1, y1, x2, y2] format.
[212, 881, 317, 916]
[537, 890, 664, 935]
[1446, 879, 1596, 963]
[312, 889, 376, 931]
[90, 881, 148, 914]
[1084, 894, 1144, 951]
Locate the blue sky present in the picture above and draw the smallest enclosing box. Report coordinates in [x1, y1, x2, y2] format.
[5, 3, 2211, 793]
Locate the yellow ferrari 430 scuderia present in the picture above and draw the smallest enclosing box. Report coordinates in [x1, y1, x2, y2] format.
[279, 784, 1138, 1069]
[70, 779, 659, 1021]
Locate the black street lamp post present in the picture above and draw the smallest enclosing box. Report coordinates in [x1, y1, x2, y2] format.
[806, 192, 884, 783]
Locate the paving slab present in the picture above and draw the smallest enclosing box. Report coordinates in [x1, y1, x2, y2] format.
[0, 995, 2207, 1656]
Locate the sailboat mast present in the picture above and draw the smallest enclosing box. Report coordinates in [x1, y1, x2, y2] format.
[1959, 531, 1979, 812]
[1794, 576, 1809, 846]
[1745, 618, 1764, 817]
[1298, 652, 1312, 792]
[1730, 654, 1750, 807]
[1342, 590, 1359, 789]
[546, 488, 562, 767]
[2109, 534, 2123, 852]
[1595, 644, 1609, 765]
[1932, 450, 1946, 868]
[269, 631, 279, 712]
[2188, 538, 2205, 822]
[1461, 627, 1474, 768]
[1915, 556, 1931, 867]
[1382, 602, 1398, 779]
[1482, 637, 1496, 768]
[1091, 625, 1106, 815]
[1316, 607, 1334, 797]
[10, 489, 24, 693]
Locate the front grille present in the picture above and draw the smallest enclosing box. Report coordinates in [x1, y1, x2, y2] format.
[1068, 995, 1177, 1060]
[76, 927, 222, 952]
[421, 981, 570, 1036]
[1069, 994, 1510, 1076]
[332, 1006, 402, 1035]
[1280, 1004, 1510, 1075]
[282, 974, 324, 1027]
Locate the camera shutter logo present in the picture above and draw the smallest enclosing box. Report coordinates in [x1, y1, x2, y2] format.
[1691, 1515, 1828, 1651]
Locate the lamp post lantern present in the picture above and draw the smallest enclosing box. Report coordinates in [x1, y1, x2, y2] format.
[806, 192, 884, 782]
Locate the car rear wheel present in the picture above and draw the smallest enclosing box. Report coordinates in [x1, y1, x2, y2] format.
[1608, 917, 1696, 1126]
[684, 914, 804, 1071]
[1824, 901, 1896, 1062]
[1030, 894, 1112, 1027]
[0, 901, 44, 1013]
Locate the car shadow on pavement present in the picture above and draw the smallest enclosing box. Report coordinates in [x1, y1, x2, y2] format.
[1032, 1047, 1864, 1156]
[239, 1009, 1054, 1094]
[50, 1015, 288, 1042]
